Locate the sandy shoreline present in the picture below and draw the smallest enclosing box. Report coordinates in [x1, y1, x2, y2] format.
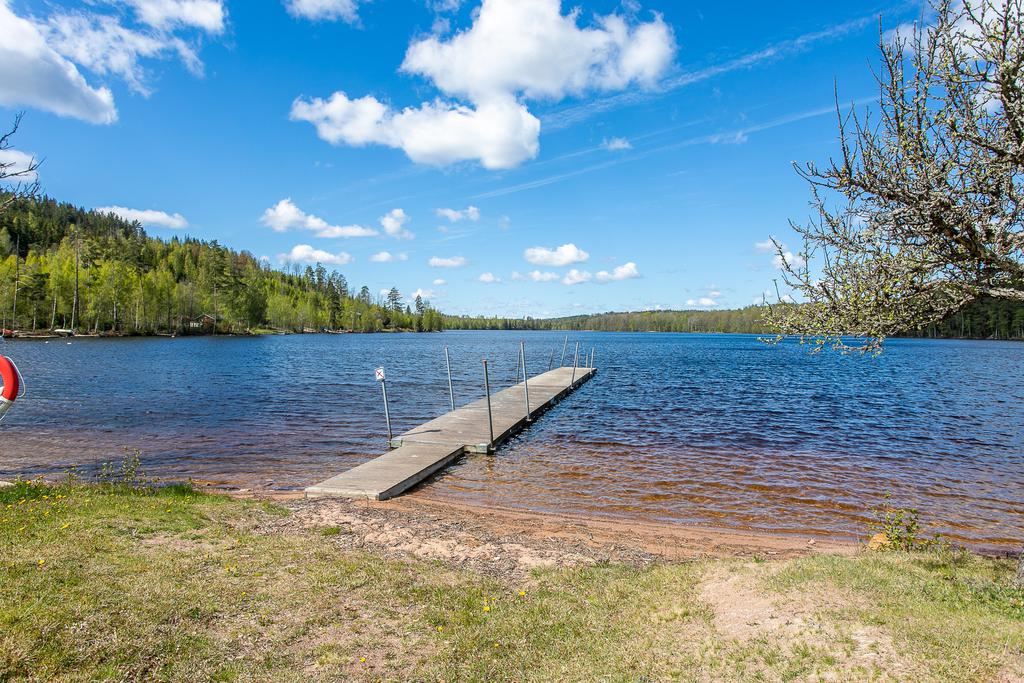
[230, 487, 859, 578]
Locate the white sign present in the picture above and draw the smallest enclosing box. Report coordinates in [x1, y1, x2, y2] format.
[375, 367, 386, 382]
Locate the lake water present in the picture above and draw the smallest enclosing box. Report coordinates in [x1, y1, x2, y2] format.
[1, 331, 1022, 551]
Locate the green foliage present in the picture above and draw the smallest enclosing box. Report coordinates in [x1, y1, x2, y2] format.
[870, 499, 950, 552]
[0, 193, 443, 334]
[446, 306, 775, 333]
[901, 296, 1024, 341]
[97, 449, 147, 487]
[446, 301, 1024, 338]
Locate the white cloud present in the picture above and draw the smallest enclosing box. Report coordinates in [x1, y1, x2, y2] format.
[0, 1, 116, 124]
[773, 251, 806, 269]
[523, 242, 589, 266]
[292, 0, 675, 168]
[429, 0, 464, 13]
[411, 287, 438, 299]
[402, 0, 675, 102]
[436, 205, 481, 222]
[43, 13, 202, 97]
[260, 199, 377, 238]
[708, 130, 748, 145]
[380, 208, 414, 239]
[758, 238, 805, 270]
[0, 148, 38, 183]
[601, 136, 632, 151]
[279, 244, 353, 265]
[686, 296, 718, 307]
[126, 0, 226, 33]
[95, 205, 188, 229]
[291, 92, 541, 170]
[478, 272, 500, 283]
[0, 0, 224, 123]
[432, 278, 446, 285]
[370, 251, 394, 262]
[510, 271, 526, 281]
[562, 269, 592, 285]
[529, 270, 559, 282]
[429, 255, 467, 267]
[284, 0, 362, 22]
[595, 261, 639, 282]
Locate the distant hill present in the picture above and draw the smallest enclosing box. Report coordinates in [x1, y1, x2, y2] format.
[0, 194, 442, 334]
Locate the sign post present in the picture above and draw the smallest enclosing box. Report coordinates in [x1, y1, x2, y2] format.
[376, 367, 392, 445]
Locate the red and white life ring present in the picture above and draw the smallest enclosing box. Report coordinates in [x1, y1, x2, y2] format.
[0, 355, 23, 421]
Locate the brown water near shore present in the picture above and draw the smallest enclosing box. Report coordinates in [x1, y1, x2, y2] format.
[2, 332, 1022, 552]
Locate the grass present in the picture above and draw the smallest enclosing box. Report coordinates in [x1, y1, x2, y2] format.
[1, 480, 1021, 682]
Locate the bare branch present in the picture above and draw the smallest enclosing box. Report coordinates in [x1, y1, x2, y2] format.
[766, 0, 1024, 351]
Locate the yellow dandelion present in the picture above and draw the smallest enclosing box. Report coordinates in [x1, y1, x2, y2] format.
[483, 605, 490, 612]
[518, 591, 526, 597]
[359, 657, 366, 663]
[493, 642, 500, 648]
[436, 626, 443, 632]
[37, 559, 45, 566]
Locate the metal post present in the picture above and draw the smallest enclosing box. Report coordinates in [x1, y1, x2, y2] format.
[547, 348, 555, 371]
[482, 359, 495, 451]
[444, 346, 455, 411]
[591, 348, 596, 369]
[380, 378, 393, 445]
[571, 341, 580, 384]
[520, 340, 531, 421]
[559, 336, 568, 367]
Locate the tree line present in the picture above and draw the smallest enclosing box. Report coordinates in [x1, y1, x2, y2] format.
[444, 306, 773, 333]
[2, 194, 1019, 340]
[446, 299, 1024, 339]
[0, 194, 443, 335]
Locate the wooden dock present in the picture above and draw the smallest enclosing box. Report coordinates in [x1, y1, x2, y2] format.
[306, 365, 596, 500]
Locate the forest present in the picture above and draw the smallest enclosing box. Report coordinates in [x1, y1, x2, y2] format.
[3, 194, 1021, 340]
[0, 194, 443, 335]
[447, 299, 1024, 339]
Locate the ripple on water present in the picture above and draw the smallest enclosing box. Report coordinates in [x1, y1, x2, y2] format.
[1, 332, 1022, 550]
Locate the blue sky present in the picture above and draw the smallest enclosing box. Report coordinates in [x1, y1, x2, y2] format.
[0, 0, 922, 316]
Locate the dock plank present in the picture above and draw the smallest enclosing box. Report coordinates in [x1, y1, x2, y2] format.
[306, 365, 596, 500]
